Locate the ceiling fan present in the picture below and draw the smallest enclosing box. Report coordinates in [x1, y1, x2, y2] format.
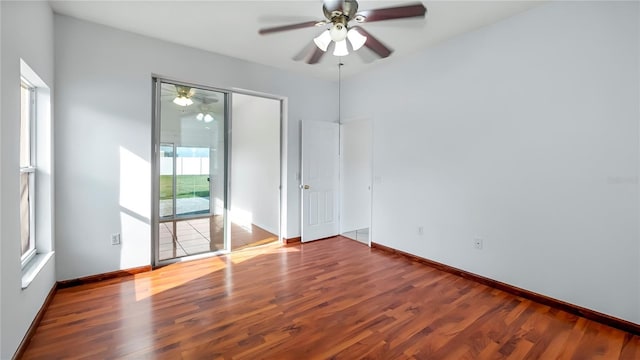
[162, 84, 219, 107]
[258, 0, 427, 64]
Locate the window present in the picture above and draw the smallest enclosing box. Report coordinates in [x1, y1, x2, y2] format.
[19, 59, 54, 288]
[20, 79, 36, 266]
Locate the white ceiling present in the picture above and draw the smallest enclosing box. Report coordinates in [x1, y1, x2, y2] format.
[49, 0, 543, 81]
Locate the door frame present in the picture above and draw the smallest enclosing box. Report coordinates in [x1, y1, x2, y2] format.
[151, 76, 288, 267]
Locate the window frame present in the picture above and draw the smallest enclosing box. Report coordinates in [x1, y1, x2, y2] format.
[20, 78, 37, 268]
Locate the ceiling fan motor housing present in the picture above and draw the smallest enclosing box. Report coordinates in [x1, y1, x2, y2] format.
[175, 85, 192, 98]
[323, 0, 359, 21]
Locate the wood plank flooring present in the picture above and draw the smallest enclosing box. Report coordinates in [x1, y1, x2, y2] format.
[21, 237, 640, 359]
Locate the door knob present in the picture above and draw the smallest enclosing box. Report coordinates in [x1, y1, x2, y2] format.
[303, 185, 310, 190]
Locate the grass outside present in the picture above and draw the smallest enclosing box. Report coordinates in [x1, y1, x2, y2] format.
[160, 175, 210, 200]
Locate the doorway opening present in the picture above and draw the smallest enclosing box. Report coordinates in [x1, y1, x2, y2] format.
[229, 93, 281, 251]
[339, 119, 372, 245]
[299, 119, 372, 245]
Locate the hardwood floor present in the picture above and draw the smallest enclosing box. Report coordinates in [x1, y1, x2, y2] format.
[231, 223, 278, 251]
[21, 237, 640, 359]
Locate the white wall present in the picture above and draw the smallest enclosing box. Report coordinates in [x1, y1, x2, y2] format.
[343, 1, 640, 324]
[1, 1, 56, 358]
[0, 3, 3, 355]
[340, 119, 372, 234]
[231, 94, 280, 235]
[54, 15, 336, 280]
[0, 2, 3, 355]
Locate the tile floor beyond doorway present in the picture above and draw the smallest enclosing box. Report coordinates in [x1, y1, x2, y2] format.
[159, 215, 278, 261]
[341, 228, 369, 244]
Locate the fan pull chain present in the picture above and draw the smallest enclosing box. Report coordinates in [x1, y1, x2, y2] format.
[338, 61, 343, 125]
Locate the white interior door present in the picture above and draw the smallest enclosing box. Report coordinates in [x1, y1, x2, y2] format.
[301, 120, 339, 242]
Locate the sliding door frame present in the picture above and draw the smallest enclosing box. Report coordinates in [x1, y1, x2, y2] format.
[151, 76, 287, 267]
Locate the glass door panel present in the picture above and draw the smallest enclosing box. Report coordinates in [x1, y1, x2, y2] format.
[155, 80, 227, 262]
[175, 146, 210, 216]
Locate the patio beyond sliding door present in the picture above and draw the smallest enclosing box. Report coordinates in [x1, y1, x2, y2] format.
[154, 79, 228, 263]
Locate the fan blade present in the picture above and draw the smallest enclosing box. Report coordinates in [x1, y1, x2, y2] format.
[293, 42, 316, 61]
[259, 21, 321, 35]
[307, 46, 326, 64]
[355, 46, 379, 64]
[292, 42, 326, 65]
[351, 27, 392, 59]
[356, 3, 426, 23]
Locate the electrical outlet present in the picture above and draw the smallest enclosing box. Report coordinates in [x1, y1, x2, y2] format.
[474, 239, 483, 250]
[418, 226, 424, 236]
[111, 233, 121, 245]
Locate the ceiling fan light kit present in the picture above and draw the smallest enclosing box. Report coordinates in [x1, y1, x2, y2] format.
[173, 96, 193, 107]
[314, 25, 367, 56]
[346, 28, 367, 51]
[173, 85, 195, 107]
[258, 0, 427, 64]
[329, 21, 348, 42]
[333, 39, 349, 56]
[196, 113, 215, 123]
[313, 30, 332, 51]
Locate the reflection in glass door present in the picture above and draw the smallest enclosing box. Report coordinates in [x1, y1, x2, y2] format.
[154, 79, 227, 263]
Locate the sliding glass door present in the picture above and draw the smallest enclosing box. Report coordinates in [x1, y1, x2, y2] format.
[154, 79, 228, 263]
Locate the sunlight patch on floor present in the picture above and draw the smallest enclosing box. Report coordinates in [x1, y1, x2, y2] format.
[134, 242, 299, 301]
